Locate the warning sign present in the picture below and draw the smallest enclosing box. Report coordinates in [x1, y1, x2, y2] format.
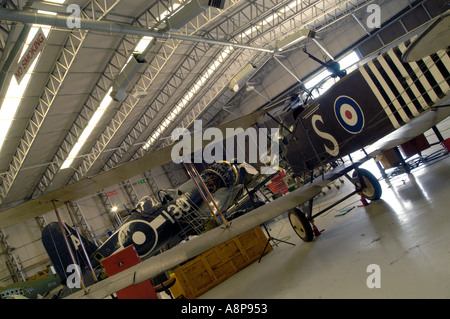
[14, 28, 47, 84]
[106, 190, 118, 197]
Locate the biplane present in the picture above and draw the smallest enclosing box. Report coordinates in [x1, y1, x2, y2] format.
[41, 160, 275, 288]
[0, 10, 448, 299]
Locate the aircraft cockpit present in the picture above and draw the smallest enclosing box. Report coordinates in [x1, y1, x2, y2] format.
[134, 196, 162, 217]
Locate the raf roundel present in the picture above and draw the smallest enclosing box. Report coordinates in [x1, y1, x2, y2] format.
[118, 220, 158, 258]
[334, 96, 365, 134]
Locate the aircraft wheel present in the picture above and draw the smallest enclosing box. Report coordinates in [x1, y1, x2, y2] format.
[288, 208, 314, 242]
[352, 168, 382, 200]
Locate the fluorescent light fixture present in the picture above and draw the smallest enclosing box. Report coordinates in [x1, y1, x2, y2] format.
[0, 26, 51, 152]
[118, 2, 184, 69]
[228, 63, 256, 92]
[140, 1, 301, 149]
[60, 3, 185, 169]
[165, 0, 208, 31]
[134, 37, 153, 54]
[277, 29, 315, 51]
[60, 88, 113, 169]
[117, 2, 185, 87]
[37, 10, 57, 15]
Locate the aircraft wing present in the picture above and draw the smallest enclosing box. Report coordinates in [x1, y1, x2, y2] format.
[69, 179, 331, 299]
[402, 9, 450, 62]
[365, 104, 450, 158]
[0, 107, 275, 228]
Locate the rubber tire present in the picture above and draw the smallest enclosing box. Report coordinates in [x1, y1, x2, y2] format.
[288, 208, 314, 242]
[352, 168, 382, 200]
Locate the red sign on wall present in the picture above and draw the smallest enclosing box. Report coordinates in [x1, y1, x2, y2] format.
[106, 190, 118, 197]
[14, 28, 47, 84]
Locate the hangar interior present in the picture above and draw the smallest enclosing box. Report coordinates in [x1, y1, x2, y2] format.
[0, 0, 449, 299]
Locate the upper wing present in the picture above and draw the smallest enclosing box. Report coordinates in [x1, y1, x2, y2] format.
[69, 179, 330, 299]
[0, 107, 275, 228]
[402, 9, 450, 62]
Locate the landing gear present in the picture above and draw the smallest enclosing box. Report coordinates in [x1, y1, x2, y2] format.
[287, 163, 383, 243]
[352, 168, 382, 200]
[288, 208, 314, 242]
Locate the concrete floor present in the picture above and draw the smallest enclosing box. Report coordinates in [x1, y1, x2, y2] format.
[199, 154, 450, 299]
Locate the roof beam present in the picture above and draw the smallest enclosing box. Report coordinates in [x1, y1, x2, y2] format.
[70, 0, 293, 179]
[0, 8, 274, 53]
[66, 0, 244, 182]
[0, 0, 123, 203]
[26, 1, 179, 200]
[148, 0, 382, 147]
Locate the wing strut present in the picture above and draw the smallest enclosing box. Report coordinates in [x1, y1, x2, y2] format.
[182, 160, 229, 227]
[65, 202, 98, 284]
[52, 200, 87, 294]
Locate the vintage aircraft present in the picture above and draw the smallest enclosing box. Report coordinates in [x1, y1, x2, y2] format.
[0, 274, 61, 299]
[276, 21, 450, 240]
[0, 11, 448, 298]
[41, 160, 274, 287]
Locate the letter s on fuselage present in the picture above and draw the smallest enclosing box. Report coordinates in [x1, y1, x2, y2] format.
[311, 114, 340, 157]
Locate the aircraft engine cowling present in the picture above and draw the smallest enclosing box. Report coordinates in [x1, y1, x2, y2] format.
[202, 161, 238, 192]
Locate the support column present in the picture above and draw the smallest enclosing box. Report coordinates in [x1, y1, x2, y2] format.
[0, 229, 26, 282]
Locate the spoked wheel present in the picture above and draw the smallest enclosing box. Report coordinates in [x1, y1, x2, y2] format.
[288, 208, 314, 242]
[352, 168, 382, 200]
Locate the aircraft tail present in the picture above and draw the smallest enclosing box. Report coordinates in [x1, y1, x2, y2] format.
[41, 222, 99, 283]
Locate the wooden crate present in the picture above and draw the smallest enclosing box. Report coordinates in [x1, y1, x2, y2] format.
[172, 226, 272, 299]
[375, 147, 403, 169]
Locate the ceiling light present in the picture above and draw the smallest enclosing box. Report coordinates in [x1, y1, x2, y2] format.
[0, 26, 51, 153]
[134, 37, 153, 54]
[60, 88, 113, 169]
[276, 29, 315, 51]
[165, 0, 209, 31]
[228, 63, 256, 92]
[37, 10, 57, 16]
